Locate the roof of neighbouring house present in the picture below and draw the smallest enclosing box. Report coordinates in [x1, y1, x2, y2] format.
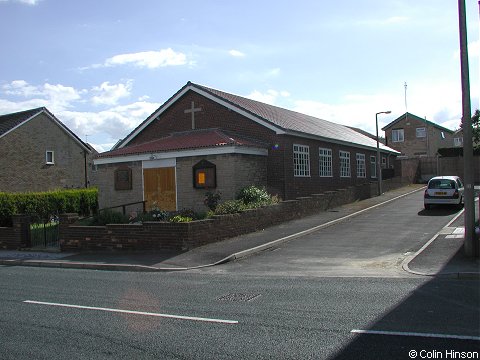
[96, 128, 268, 159]
[116, 81, 399, 154]
[0, 107, 44, 136]
[382, 112, 455, 133]
[0, 107, 91, 152]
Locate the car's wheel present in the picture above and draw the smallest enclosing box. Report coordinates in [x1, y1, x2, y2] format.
[424, 204, 431, 210]
[457, 197, 464, 209]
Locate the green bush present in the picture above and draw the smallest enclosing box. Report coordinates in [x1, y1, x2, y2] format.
[176, 208, 197, 220]
[169, 215, 193, 223]
[204, 191, 221, 211]
[236, 185, 271, 205]
[0, 188, 98, 227]
[91, 209, 129, 225]
[214, 199, 247, 215]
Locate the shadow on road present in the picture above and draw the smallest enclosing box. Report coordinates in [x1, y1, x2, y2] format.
[327, 256, 480, 359]
[418, 206, 463, 217]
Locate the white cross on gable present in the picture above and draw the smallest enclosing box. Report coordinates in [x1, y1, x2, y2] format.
[184, 101, 202, 130]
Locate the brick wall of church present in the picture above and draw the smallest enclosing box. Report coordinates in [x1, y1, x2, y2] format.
[176, 153, 267, 213]
[91, 161, 144, 214]
[281, 135, 382, 199]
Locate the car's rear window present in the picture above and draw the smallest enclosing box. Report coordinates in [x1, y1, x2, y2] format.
[428, 179, 456, 190]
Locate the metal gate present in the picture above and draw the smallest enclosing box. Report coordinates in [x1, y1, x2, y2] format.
[30, 216, 60, 249]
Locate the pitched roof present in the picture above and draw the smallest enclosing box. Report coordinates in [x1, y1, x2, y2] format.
[97, 128, 267, 159]
[0, 107, 44, 137]
[382, 112, 455, 133]
[117, 81, 399, 154]
[0, 107, 91, 152]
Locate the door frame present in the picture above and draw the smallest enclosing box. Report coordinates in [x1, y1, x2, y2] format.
[142, 158, 177, 211]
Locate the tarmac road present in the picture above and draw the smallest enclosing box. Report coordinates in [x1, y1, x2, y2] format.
[198, 188, 468, 278]
[0, 187, 478, 359]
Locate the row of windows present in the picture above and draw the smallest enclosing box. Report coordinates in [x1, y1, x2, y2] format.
[293, 144, 379, 178]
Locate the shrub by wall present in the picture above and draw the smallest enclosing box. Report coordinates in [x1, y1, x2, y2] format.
[0, 188, 98, 226]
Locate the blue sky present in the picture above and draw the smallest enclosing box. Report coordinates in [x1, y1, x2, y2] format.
[1, 0, 479, 151]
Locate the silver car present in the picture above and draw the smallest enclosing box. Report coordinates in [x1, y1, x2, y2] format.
[424, 176, 464, 210]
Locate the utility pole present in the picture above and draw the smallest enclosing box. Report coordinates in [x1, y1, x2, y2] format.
[458, 0, 478, 257]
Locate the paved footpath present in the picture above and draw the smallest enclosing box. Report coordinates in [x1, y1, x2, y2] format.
[1, 184, 479, 277]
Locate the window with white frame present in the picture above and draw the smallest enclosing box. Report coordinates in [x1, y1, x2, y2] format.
[319, 148, 332, 177]
[382, 156, 387, 168]
[370, 156, 377, 178]
[293, 144, 310, 177]
[339, 151, 350, 178]
[454, 137, 463, 147]
[391, 129, 404, 142]
[416, 127, 426, 138]
[46, 150, 54, 165]
[356, 153, 366, 178]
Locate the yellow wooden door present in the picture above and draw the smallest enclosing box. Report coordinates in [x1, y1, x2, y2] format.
[143, 167, 176, 211]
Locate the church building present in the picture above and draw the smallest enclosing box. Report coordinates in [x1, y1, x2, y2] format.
[93, 82, 399, 213]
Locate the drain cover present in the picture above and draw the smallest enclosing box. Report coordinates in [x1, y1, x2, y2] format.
[217, 293, 261, 302]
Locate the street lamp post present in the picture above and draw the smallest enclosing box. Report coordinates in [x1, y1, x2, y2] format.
[376, 111, 391, 196]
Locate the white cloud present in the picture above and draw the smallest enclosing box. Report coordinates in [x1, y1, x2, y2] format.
[229, 49, 246, 57]
[3, 80, 41, 97]
[104, 48, 188, 69]
[0, 80, 160, 151]
[2, 80, 83, 112]
[292, 79, 468, 136]
[59, 101, 160, 150]
[0, 0, 41, 5]
[246, 89, 290, 105]
[91, 81, 132, 106]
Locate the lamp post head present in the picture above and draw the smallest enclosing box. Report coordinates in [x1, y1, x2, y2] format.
[376, 110, 392, 116]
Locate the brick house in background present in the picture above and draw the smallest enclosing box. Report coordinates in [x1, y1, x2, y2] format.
[0, 107, 94, 192]
[382, 112, 455, 158]
[93, 82, 399, 213]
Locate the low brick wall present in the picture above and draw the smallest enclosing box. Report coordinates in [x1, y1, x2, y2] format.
[59, 177, 408, 252]
[0, 215, 31, 250]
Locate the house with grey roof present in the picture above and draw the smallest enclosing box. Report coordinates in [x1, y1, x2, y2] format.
[93, 81, 399, 213]
[0, 107, 93, 192]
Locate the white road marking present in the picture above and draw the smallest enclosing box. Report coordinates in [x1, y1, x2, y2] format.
[23, 300, 238, 325]
[351, 329, 480, 341]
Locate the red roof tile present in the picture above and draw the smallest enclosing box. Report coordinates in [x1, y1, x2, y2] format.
[97, 128, 266, 158]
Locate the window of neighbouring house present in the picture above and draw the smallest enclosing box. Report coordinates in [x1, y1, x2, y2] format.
[319, 148, 332, 177]
[382, 156, 387, 168]
[46, 150, 54, 165]
[114, 167, 132, 190]
[392, 129, 404, 142]
[356, 153, 366, 178]
[370, 156, 377, 178]
[193, 160, 216, 188]
[293, 144, 310, 177]
[416, 127, 426, 138]
[454, 137, 463, 147]
[339, 151, 351, 178]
